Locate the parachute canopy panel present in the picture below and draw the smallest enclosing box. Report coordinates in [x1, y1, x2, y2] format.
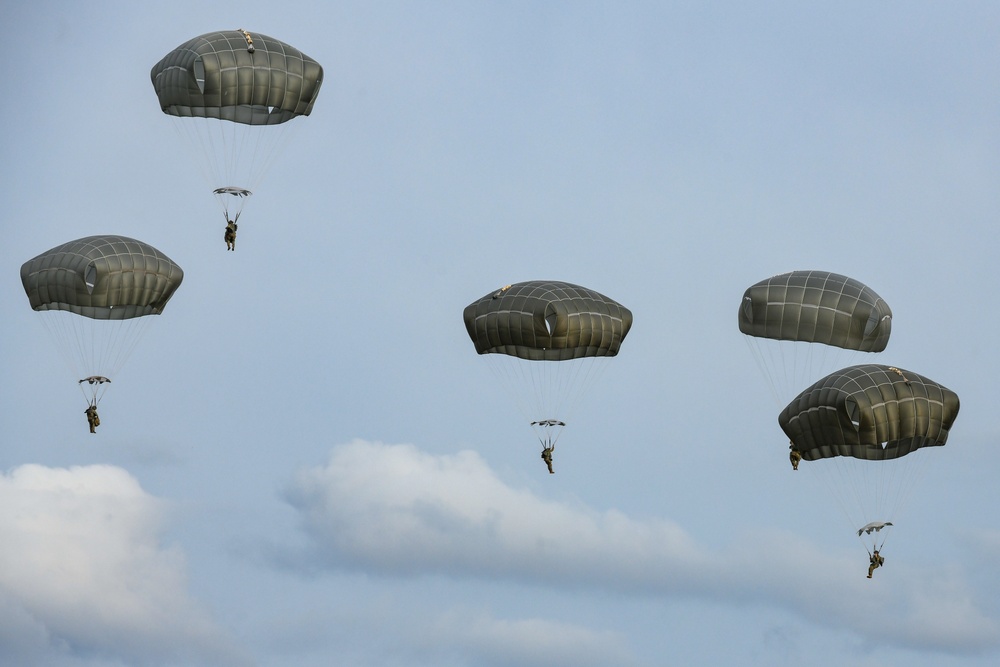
[151, 30, 324, 125]
[20, 235, 184, 320]
[463, 281, 633, 361]
[779, 364, 960, 461]
[739, 271, 892, 352]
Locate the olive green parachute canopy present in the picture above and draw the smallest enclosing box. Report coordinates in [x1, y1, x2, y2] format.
[20, 236, 184, 320]
[151, 30, 323, 125]
[739, 271, 892, 352]
[463, 281, 633, 361]
[779, 364, 960, 462]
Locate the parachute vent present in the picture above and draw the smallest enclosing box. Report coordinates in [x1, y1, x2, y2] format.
[85, 263, 97, 293]
[193, 59, 206, 94]
[845, 397, 860, 428]
[864, 310, 891, 338]
[741, 296, 754, 324]
[545, 306, 557, 336]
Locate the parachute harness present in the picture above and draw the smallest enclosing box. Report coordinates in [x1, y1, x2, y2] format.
[79, 376, 111, 408]
[874, 530, 890, 555]
[862, 534, 890, 560]
[36, 308, 157, 409]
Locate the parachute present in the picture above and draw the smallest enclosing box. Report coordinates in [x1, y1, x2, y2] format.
[20, 235, 184, 408]
[151, 29, 324, 222]
[463, 280, 632, 458]
[779, 364, 959, 553]
[858, 521, 892, 537]
[779, 364, 958, 461]
[739, 270, 892, 403]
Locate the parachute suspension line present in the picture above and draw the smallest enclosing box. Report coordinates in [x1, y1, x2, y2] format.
[102, 316, 158, 383]
[876, 529, 891, 553]
[483, 355, 556, 451]
[219, 116, 298, 193]
[855, 522, 893, 558]
[742, 336, 869, 406]
[852, 450, 921, 527]
[550, 356, 614, 443]
[870, 447, 936, 532]
[482, 354, 613, 450]
[484, 355, 535, 423]
[531, 420, 563, 451]
[35, 310, 156, 406]
[78, 377, 110, 408]
[812, 449, 931, 554]
[529, 356, 613, 430]
[38, 311, 86, 383]
[813, 457, 870, 544]
[857, 535, 875, 560]
[492, 357, 558, 431]
[168, 115, 299, 214]
[857, 532, 874, 559]
[215, 188, 251, 223]
[742, 336, 785, 406]
[846, 459, 885, 530]
[169, 115, 222, 196]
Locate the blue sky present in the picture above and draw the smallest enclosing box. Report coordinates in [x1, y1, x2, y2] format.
[2, 2, 999, 666]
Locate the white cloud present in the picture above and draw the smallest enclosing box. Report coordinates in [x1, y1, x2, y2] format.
[418, 610, 638, 667]
[285, 439, 703, 583]
[285, 439, 1000, 656]
[256, 599, 640, 667]
[0, 464, 250, 667]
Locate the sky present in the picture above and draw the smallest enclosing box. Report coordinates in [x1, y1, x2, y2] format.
[2, 1, 999, 666]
